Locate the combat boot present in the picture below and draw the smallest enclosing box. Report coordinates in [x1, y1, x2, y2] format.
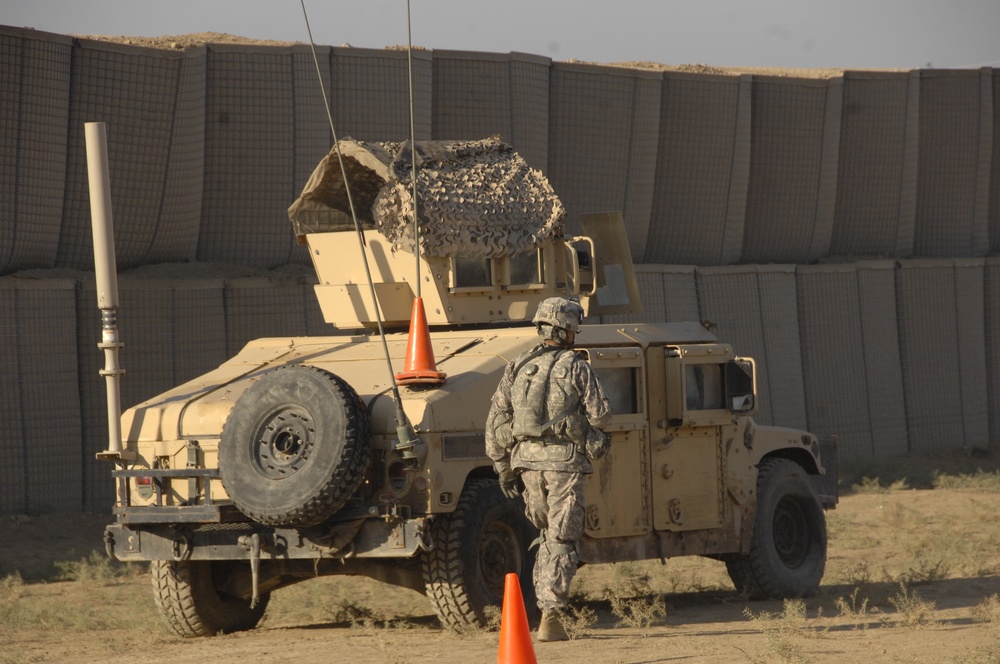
[537, 610, 569, 642]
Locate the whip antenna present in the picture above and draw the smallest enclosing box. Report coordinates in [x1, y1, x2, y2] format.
[394, 0, 446, 388]
[299, 0, 424, 457]
[406, 0, 421, 297]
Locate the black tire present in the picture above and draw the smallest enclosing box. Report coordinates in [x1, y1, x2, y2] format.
[151, 560, 269, 637]
[422, 479, 539, 629]
[725, 458, 827, 600]
[219, 365, 370, 527]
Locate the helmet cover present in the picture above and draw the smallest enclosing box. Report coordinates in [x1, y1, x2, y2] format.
[532, 297, 584, 333]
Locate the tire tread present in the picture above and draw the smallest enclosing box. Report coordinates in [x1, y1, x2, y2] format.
[725, 458, 826, 600]
[221, 366, 371, 527]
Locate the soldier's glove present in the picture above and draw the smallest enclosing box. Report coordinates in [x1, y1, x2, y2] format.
[582, 426, 611, 461]
[498, 468, 520, 500]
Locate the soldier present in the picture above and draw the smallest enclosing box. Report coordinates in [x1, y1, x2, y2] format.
[485, 296, 612, 642]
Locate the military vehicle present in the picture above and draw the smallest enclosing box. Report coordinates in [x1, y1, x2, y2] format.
[95, 134, 837, 637]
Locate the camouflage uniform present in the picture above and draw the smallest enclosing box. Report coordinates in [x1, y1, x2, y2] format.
[486, 324, 612, 613]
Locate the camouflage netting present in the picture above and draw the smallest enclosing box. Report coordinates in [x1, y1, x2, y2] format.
[287, 137, 565, 258]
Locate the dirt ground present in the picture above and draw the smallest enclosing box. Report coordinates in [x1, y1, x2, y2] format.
[5, 487, 1000, 664]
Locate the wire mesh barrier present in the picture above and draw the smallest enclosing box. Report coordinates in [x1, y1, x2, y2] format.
[914, 69, 993, 258]
[547, 62, 662, 248]
[0, 279, 82, 513]
[57, 40, 206, 271]
[645, 72, 750, 265]
[831, 71, 917, 258]
[742, 75, 841, 264]
[432, 50, 551, 171]
[0, 28, 72, 273]
[1, 25, 998, 511]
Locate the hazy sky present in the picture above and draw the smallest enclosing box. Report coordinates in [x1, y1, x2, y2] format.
[3, 0, 999, 70]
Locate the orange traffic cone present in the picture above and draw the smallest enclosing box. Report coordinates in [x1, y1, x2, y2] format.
[497, 573, 537, 664]
[395, 297, 446, 385]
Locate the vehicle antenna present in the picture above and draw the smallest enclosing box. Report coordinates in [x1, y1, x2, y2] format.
[299, 0, 421, 456]
[406, 0, 421, 298]
[394, 0, 446, 389]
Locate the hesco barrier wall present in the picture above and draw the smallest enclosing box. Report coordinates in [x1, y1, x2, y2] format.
[831, 71, 918, 258]
[432, 50, 551, 172]
[2, 25, 1000, 512]
[0, 28, 72, 273]
[547, 62, 662, 249]
[59, 39, 207, 271]
[645, 73, 750, 265]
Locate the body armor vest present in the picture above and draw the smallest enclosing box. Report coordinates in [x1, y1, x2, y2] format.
[510, 347, 577, 440]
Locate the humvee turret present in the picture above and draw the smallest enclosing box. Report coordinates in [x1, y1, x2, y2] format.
[97, 136, 837, 637]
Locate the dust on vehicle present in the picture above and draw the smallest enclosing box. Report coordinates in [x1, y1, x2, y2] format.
[96, 136, 837, 637]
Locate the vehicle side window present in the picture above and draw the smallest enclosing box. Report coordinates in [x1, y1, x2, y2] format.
[595, 367, 638, 414]
[685, 364, 725, 411]
[453, 256, 492, 287]
[508, 251, 542, 285]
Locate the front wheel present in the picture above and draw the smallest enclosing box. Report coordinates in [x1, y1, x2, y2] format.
[151, 560, 269, 637]
[724, 458, 827, 599]
[422, 479, 539, 629]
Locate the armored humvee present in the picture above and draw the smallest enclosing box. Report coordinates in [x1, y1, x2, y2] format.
[99, 137, 837, 637]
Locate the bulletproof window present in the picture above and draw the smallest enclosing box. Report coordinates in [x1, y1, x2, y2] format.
[509, 250, 542, 285]
[685, 364, 725, 411]
[595, 366, 638, 414]
[453, 256, 493, 288]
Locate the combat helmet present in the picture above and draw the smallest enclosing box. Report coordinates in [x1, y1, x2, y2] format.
[532, 297, 584, 333]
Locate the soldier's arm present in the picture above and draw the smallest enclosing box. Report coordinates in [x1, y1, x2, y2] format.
[575, 359, 612, 430]
[485, 360, 517, 469]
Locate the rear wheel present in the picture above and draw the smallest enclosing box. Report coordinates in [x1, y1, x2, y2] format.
[725, 458, 827, 599]
[422, 479, 538, 629]
[151, 560, 269, 637]
[220, 365, 371, 527]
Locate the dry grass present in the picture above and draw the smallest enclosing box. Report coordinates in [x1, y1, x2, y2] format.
[834, 587, 876, 629]
[738, 599, 822, 664]
[887, 582, 938, 628]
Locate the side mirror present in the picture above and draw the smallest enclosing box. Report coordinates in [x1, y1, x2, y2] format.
[726, 358, 755, 413]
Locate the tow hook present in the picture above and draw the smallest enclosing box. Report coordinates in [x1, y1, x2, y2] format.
[416, 521, 433, 553]
[103, 529, 118, 562]
[238, 534, 262, 609]
[171, 533, 192, 561]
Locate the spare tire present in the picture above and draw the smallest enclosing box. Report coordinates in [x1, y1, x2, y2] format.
[220, 365, 370, 527]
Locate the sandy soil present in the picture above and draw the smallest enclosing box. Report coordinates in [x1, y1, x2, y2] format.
[5, 488, 1000, 663]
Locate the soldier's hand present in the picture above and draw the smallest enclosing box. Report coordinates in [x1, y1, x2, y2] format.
[498, 469, 520, 499]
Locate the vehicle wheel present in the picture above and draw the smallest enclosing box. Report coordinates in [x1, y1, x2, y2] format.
[220, 365, 371, 527]
[422, 478, 539, 629]
[151, 560, 269, 637]
[724, 458, 827, 599]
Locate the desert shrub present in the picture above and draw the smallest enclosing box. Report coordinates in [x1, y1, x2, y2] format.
[53, 551, 134, 585]
[887, 582, 937, 628]
[741, 599, 811, 664]
[601, 562, 666, 634]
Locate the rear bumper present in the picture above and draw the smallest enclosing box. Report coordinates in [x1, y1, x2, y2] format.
[104, 515, 430, 563]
